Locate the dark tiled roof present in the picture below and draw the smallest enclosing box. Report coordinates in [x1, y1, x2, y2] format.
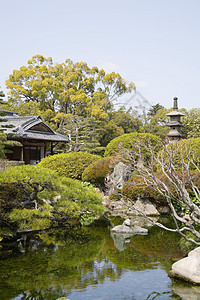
[0, 112, 69, 143]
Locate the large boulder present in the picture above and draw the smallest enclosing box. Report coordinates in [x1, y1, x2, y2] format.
[111, 224, 148, 235]
[106, 162, 132, 194]
[169, 247, 200, 284]
[131, 198, 160, 216]
[123, 217, 159, 228]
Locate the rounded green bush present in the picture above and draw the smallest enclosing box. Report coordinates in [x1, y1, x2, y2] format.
[104, 133, 162, 160]
[82, 156, 120, 187]
[0, 165, 104, 233]
[38, 152, 102, 180]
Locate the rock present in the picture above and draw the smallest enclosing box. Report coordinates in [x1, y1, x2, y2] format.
[111, 224, 148, 235]
[106, 162, 132, 193]
[183, 214, 193, 223]
[132, 198, 160, 216]
[159, 206, 170, 215]
[169, 247, 200, 284]
[125, 216, 159, 228]
[123, 219, 132, 226]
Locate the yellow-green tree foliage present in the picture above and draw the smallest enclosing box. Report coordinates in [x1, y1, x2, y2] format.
[6, 55, 135, 118]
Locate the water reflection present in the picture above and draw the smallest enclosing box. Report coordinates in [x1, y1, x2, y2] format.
[0, 218, 193, 300]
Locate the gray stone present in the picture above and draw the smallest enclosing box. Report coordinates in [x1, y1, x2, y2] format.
[132, 198, 160, 216]
[183, 214, 193, 223]
[123, 219, 132, 226]
[106, 162, 132, 193]
[127, 216, 159, 228]
[111, 224, 148, 235]
[159, 206, 170, 215]
[169, 247, 200, 284]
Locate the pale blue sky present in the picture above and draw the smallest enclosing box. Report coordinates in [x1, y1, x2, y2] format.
[1, 0, 200, 110]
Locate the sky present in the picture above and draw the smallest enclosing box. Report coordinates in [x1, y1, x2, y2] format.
[1, 0, 200, 111]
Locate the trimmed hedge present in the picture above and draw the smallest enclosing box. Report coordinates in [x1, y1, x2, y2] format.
[82, 156, 120, 187]
[38, 152, 102, 180]
[104, 133, 162, 160]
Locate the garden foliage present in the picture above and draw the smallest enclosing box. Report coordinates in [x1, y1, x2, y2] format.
[0, 165, 104, 234]
[82, 156, 120, 187]
[123, 171, 200, 208]
[104, 133, 162, 160]
[38, 152, 102, 180]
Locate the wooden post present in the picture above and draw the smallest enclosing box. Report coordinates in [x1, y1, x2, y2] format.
[21, 145, 24, 161]
[45, 143, 47, 157]
[51, 142, 54, 155]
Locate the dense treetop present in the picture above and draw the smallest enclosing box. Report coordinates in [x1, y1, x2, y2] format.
[1, 56, 200, 155]
[6, 55, 135, 118]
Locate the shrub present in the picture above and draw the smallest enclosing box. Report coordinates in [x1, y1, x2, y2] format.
[122, 172, 167, 207]
[0, 165, 104, 234]
[104, 133, 162, 161]
[122, 171, 200, 208]
[82, 156, 120, 187]
[38, 152, 102, 180]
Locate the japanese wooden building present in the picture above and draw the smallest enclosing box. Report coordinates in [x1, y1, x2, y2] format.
[1, 111, 69, 164]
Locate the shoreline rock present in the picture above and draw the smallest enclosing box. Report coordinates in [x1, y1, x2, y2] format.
[111, 224, 148, 235]
[169, 247, 200, 284]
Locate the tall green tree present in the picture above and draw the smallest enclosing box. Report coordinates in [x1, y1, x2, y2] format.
[109, 107, 142, 133]
[144, 107, 169, 139]
[147, 103, 164, 120]
[6, 55, 135, 117]
[53, 113, 103, 154]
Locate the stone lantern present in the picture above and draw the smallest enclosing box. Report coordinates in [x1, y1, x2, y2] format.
[166, 97, 185, 142]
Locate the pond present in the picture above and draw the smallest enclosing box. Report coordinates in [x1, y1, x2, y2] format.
[0, 216, 199, 300]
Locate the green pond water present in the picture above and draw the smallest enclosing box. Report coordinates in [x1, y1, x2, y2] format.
[0, 216, 199, 300]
